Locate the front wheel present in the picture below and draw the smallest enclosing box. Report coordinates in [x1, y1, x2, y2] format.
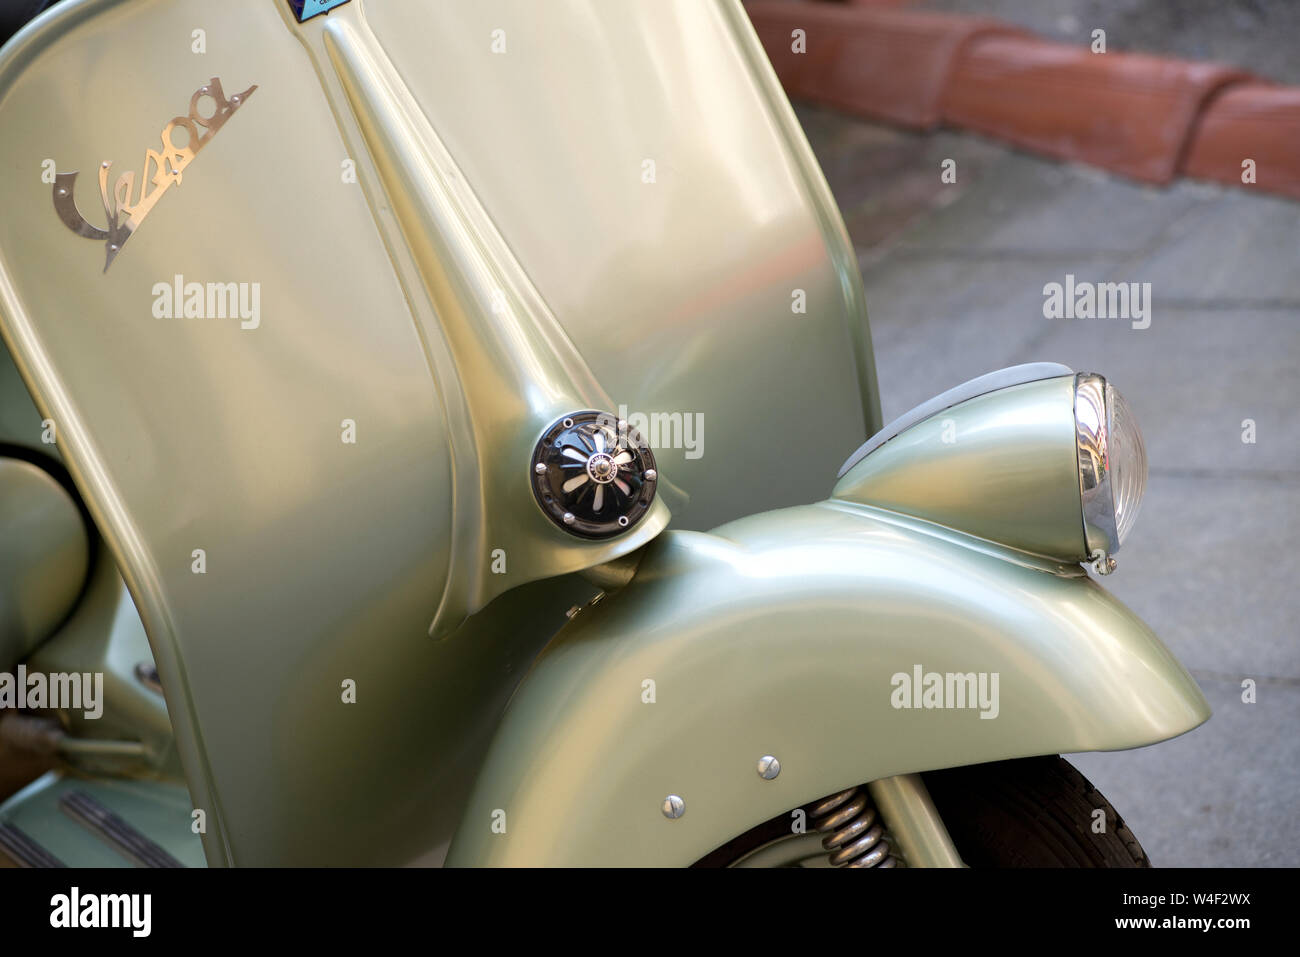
[697, 756, 1149, 867]
[923, 756, 1149, 867]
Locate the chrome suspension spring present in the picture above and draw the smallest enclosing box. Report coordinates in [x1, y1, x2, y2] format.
[809, 786, 901, 868]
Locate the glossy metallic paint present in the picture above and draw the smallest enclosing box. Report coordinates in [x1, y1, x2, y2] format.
[447, 503, 1208, 866]
[0, 0, 881, 864]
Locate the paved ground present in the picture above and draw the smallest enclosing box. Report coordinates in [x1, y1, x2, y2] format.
[796, 102, 1300, 866]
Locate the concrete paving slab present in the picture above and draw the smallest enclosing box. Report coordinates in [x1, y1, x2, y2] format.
[815, 125, 1006, 253]
[858, 258, 1079, 418]
[1024, 308, 1300, 473]
[1068, 677, 1300, 867]
[883, 150, 1213, 258]
[1093, 474, 1300, 678]
[1099, 190, 1300, 303]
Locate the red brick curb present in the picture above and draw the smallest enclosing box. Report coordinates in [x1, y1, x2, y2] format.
[746, 1, 1024, 129]
[745, 0, 1300, 200]
[941, 35, 1247, 185]
[1184, 83, 1300, 200]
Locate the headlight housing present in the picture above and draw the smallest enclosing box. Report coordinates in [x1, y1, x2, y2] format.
[1074, 374, 1148, 566]
[832, 364, 1149, 571]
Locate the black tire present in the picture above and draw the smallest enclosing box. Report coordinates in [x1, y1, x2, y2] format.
[0, 1, 57, 48]
[922, 756, 1150, 867]
[696, 755, 1149, 867]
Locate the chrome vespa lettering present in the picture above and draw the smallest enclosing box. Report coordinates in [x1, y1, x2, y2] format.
[51, 77, 257, 272]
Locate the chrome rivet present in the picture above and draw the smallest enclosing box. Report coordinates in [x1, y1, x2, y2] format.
[662, 795, 685, 819]
[534, 462, 547, 475]
[562, 512, 575, 525]
[617, 515, 629, 527]
[757, 755, 781, 780]
[644, 469, 657, 482]
[562, 417, 574, 429]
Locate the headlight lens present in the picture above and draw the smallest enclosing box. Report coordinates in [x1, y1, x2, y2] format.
[1075, 374, 1148, 557]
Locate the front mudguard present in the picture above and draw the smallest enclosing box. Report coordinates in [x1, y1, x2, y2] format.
[446, 500, 1209, 866]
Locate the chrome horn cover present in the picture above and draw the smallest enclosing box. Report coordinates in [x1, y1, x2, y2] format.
[530, 411, 658, 539]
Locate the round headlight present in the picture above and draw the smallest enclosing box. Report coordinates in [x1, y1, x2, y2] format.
[1074, 374, 1148, 565]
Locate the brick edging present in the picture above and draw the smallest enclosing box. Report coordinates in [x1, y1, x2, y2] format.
[745, 0, 1300, 200]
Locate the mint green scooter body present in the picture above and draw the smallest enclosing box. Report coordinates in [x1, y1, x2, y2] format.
[0, 0, 1207, 868]
[446, 501, 1207, 867]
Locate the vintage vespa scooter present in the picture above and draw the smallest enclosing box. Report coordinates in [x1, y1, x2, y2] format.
[0, 0, 1207, 867]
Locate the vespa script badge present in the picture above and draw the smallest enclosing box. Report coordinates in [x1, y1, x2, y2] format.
[51, 77, 257, 272]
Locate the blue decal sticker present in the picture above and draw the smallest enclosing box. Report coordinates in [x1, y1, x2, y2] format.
[289, 0, 352, 23]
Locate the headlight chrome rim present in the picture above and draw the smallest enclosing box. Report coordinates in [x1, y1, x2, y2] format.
[1074, 373, 1147, 563]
